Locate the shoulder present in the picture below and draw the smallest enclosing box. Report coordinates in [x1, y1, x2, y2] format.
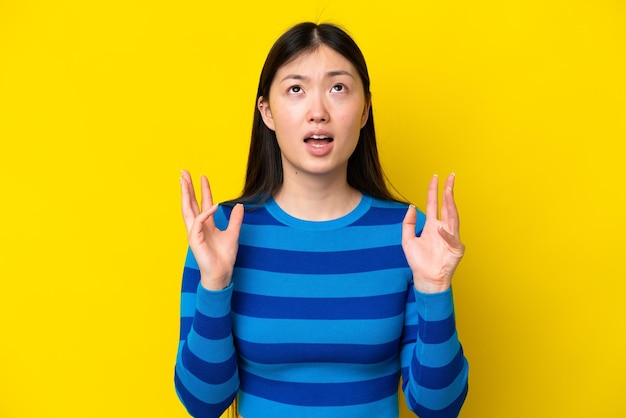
[215, 200, 282, 230]
[354, 196, 426, 235]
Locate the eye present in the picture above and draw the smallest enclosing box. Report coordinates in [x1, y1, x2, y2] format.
[289, 85, 303, 94]
[332, 84, 345, 92]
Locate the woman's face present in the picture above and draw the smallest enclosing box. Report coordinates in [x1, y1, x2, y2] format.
[258, 44, 370, 182]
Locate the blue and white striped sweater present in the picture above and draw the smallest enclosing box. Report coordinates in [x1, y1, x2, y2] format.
[175, 195, 468, 417]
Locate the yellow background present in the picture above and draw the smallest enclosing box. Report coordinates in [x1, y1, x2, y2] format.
[1, 0, 625, 417]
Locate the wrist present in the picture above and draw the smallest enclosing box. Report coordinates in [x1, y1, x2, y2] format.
[200, 272, 232, 291]
[413, 280, 450, 294]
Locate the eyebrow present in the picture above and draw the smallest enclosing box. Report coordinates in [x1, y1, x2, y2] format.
[280, 70, 355, 83]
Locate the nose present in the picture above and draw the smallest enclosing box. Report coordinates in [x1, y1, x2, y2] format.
[307, 94, 329, 123]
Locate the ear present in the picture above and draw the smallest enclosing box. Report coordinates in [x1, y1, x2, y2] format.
[360, 100, 371, 128]
[258, 96, 275, 131]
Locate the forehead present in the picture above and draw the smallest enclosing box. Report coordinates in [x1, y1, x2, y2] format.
[275, 44, 359, 79]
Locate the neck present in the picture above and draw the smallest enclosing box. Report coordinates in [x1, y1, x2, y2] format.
[273, 172, 362, 221]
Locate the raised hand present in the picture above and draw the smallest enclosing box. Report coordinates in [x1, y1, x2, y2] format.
[180, 170, 244, 290]
[402, 174, 465, 294]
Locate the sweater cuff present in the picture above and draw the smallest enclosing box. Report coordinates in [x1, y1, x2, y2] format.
[195, 282, 233, 318]
[413, 286, 455, 322]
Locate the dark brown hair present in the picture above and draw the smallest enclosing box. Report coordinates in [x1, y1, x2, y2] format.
[226, 22, 400, 205]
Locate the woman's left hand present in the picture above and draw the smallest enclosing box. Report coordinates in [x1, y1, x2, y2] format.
[402, 173, 465, 293]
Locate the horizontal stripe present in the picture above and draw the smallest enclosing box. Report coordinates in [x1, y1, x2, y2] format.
[184, 248, 200, 270]
[232, 314, 403, 345]
[218, 204, 285, 226]
[192, 311, 232, 340]
[406, 361, 469, 411]
[418, 314, 457, 344]
[408, 380, 468, 418]
[186, 333, 235, 364]
[181, 266, 200, 292]
[180, 293, 197, 318]
[235, 245, 407, 274]
[235, 338, 401, 365]
[174, 373, 237, 418]
[238, 391, 399, 418]
[232, 268, 412, 298]
[407, 331, 461, 368]
[411, 347, 466, 390]
[231, 291, 406, 319]
[195, 284, 233, 317]
[348, 206, 410, 226]
[181, 344, 237, 385]
[414, 287, 455, 320]
[174, 361, 239, 405]
[240, 369, 399, 407]
[242, 356, 400, 384]
[237, 224, 404, 251]
[179, 317, 192, 341]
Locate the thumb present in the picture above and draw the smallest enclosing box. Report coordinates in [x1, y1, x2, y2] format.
[402, 205, 417, 243]
[226, 203, 245, 236]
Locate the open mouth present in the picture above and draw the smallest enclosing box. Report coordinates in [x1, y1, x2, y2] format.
[304, 134, 334, 148]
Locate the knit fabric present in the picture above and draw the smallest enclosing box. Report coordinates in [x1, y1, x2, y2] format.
[175, 195, 468, 417]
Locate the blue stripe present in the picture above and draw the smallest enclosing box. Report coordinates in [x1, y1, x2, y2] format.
[220, 205, 286, 226]
[181, 344, 237, 385]
[174, 373, 236, 418]
[413, 331, 462, 368]
[348, 207, 408, 226]
[232, 268, 412, 298]
[240, 369, 399, 407]
[238, 224, 404, 251]
[418, 314, 456, 344]
[181, 267, 200, 292]
[239, 392, 399, 418]
[192, 311, 231, 340]
[235, 245, 407, 274]
[406, 361, 469, 411]
[174, 361, 239, 404]
[408, 381, 469, 418]
[232, 291, 406, 319]
[186, 332, 235, 364]
[180, 293, 197, 318]
[411, 347, 465, 390]
[243, 356, 400, 384]
[179, 317, 193, 341]
[235, 338, 401, 365]
[232, 314, 403, 345]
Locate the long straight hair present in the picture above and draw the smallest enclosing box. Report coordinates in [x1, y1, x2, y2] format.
[227, 22, 400, 205]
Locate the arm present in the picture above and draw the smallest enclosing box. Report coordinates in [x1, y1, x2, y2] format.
[174, 249, 239, 417]
[174, 171, 244, 417]
[400, 286, 469, 417]
[401, 173, 469, 416]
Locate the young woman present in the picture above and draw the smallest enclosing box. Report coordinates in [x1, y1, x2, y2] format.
[175, 22, 468, 418]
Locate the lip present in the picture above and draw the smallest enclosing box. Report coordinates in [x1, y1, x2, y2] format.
[303, 130, 334, 141]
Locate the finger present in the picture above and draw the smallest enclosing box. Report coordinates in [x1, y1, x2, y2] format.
[402, 205, 417, 243]
[181, 175, 198, 229]
[226, 203, 245, 236]
[425, 174, 439, 220]
[438, 224, 465, 253]
[442, 173, 460, 235]
[181, 170, 200, 215]
[189, 203, 219, 236]
[200, 175, 214, 212]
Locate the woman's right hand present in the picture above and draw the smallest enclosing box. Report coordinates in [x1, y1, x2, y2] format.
[180, 170, 244, 291]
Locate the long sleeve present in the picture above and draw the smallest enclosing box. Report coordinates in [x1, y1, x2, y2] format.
[174, 249, 239, 418]
[400, 287, 469, 417]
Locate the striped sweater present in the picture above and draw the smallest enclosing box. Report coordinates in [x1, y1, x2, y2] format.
[174, 195, 469, 417]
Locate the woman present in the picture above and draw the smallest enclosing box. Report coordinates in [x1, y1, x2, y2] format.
[175, 22, 468, 418]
